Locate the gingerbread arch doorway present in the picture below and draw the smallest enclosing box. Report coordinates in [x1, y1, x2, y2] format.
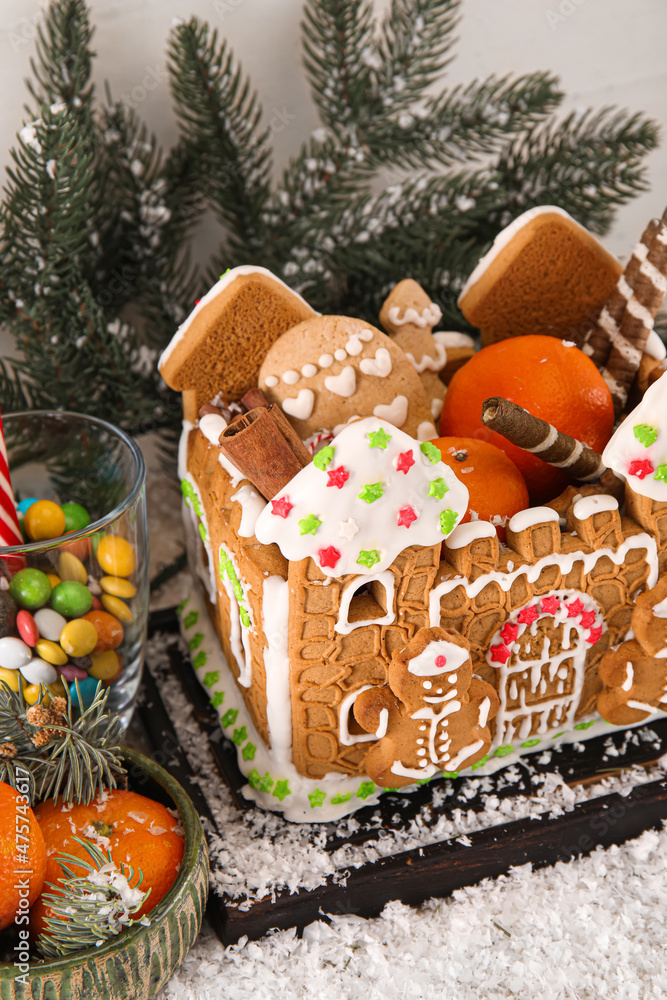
[486, 590, 606, 746]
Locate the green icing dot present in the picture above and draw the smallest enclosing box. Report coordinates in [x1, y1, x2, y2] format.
[493, 744, 515, 758]
[521, 738, 540, 748]
[221, 708, 238, 728]
[439, 509, 458, 534]
[242, 742, 256, 761]
[189, 633, 204, 651]
[176, 598, 188, 615]
[356, 781, 376, 800]
[633, 423, 658, 448]
[298, 514, 322, 535]
[273, 779, 291, 801]
[193, 651, 208, 670]
[211, 691, 225, 708]
[330, 792, 351, 804]
[574, 719, 596, 731]
[470, 755, 489, 771]
[258, 772, 274, 792]
[553, 731, 566, 738]
[202, 669, 219, 688]
[440, 771, 459, 780]
[308, 787, 327, 808]
[314, 446, 335, 470]
[240, 608, 251, 628]
[368, 427, 392, 450]
[232, 726, 247, 746]
[428, 477, 449, 499]
[358, 482, 384, 503]
[655, 464, 667, 482]
[420, 441, 442, 464]
[357, 549, 381, 568]
[247, 769, 261, 789]
[198, 523, 207, 542]
[184, 611, 199, 629]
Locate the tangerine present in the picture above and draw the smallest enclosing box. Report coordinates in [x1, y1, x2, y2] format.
[0, 781, 47, 931]
[439, 335, 614, 502]
[31, 788, 184, 935]
[431, 437, 529, 541]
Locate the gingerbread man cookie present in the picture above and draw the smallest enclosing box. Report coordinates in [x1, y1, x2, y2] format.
[379, 279, 475, 421]
[353, 627, 498, 787]
[258, 315, 436, 440]
[631, 577, 667, 659]
[597, 639, 667, 725]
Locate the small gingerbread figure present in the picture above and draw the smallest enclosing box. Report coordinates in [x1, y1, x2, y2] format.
[353, 626, 499, 787]
[597, 638, 667, 726]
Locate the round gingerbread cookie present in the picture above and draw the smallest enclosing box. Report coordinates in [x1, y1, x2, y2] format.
[258, 315, 435, 440]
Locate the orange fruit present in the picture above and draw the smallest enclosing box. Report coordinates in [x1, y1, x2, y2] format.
[0, 781, 47, 931]
[439, 335, 614, 503]
[431, 437, 529, 541]
[31, 788, 184, 935]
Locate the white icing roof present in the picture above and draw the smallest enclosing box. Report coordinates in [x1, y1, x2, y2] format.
[602, 373, 667, 502]
[254, 417, 469, 578]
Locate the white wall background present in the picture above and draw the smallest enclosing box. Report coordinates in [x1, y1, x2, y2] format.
[0, 0, 665, 267]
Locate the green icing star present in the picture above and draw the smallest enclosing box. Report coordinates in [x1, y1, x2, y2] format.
[242, 742, 256, 761]
[313, 446, 335, 471]
[308, 787, 327, 808]
[574, 719, 596, 731]
[493, 744, 514, 758]
[420, 441, 442, 464]
[358, 482, 384, 503]
[440, 771, 459, 780]
[633, 423, 658, 448]
[176, 598, 188, 615]
[654, 464, 667, 482]
[521, 739, 540, 748]
[232, 726, 248, 746]
[470, 755, 489, 771]
[221, 708, 238, 728]
[247, 769, 261, 789]
[273, 779, 291, 801]
[428, 477, 449, 499]
[356, 781, 376, 800]
[368, 427, 392, 450]
[439, 509, 458, 534]
[211, 691, 225, 708]
[193, 651, 208, 670]
[184, 611, 199, 630]
[357, 549, 381, 568]
[202, 670, 219, 688]
[189, 633, 203, 651]
[258, 772, 274, 792]
[299, 513, 322, 535]
[330, 792, 351, 804]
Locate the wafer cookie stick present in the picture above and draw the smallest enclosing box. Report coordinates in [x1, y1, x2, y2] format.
[583, 217, 660, 368]
[481, 396, 606, 482]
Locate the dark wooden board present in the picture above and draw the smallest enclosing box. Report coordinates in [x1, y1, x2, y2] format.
[145, 609, 667, 946]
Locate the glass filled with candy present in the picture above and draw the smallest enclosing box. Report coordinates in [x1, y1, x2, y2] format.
[0, 411, 148, 730]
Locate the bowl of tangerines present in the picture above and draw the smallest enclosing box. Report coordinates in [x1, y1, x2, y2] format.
[0, 681, 209, 1000]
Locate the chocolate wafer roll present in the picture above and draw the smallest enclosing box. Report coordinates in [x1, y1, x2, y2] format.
[481, 396, 606, 482]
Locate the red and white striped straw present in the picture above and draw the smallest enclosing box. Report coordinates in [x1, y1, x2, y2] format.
[0, 410, 24, 550]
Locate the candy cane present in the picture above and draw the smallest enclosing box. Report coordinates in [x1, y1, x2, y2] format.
[0, 410, 24, 550]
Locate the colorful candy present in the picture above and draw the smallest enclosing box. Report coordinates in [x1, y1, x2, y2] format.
[61, 502, 91, 533]
[50, 581, 93, 619]
[97, 535, 136, 577]
[0, 665, 22, 692]
[35, 640, 68, 667]
[0, 636, 31, 671]
[100, 576, 137, 599]
[59, 619, 98, 658]
[33, 608, 67, 642]
[9, 568, 52, 610]
[89, 650, 121, 682]
[57, 551, 88, 584]
[20, 658, 58, 686]
[101, 593, 134, 624]
[23, 500, 66, 541]
[82, 610, 124, 652]
[16, 610, 39, 647]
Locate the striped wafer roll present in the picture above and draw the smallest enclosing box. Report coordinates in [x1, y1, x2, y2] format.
[481, 396, 606, 482]
[0, 411, 23, 551]
[583, 217, 661, 368]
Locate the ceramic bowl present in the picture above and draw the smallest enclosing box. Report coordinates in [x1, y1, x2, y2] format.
[0, 748, 209, 1000]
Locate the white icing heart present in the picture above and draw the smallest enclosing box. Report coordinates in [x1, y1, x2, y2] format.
[373, 395, 408, 428]
[360, 347, 392, 378]
[324, 366, 356, 398]
[417, 420, 437, 441]
[283, 388, 315, 420]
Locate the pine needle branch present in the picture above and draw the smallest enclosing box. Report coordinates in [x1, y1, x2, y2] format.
[26, 0, 95, 122]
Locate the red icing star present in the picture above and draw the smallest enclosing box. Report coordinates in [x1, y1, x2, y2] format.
[435, 655, 447, 669]
[271, 496, 293, 518]
[326, 466, 350, 489]
[566, 598, 584, 618]
[541, 596, 560, 615]
[500, 622, 519, 645]
[396, 450, 415, 474]
[397, 505, 418, 528]
[587, 626, 603, 645]
[517, 606, 539, 626]
[580, 610, 597, 630]
[318, 546, 341, 569]
[628, 458, 655, 480]
[489, 643, 512, 664]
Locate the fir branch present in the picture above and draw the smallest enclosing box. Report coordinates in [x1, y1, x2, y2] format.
[37, 837, 148, 958]
[26, 0, 96, 125]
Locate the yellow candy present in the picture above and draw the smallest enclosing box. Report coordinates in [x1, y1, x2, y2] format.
[0, 666, 23, 692]
[23, 500, 66, 541]
[35, 639, 68, 666]
[100, 576, 136, 599]
[58, 551, 88, 585]
[89, 650, 121, 681]
[59, 618, 98, 657]
[46, 679, 66, 700]
[97, 535, 136, 577]
[101, 593, 134, 624]
[47, 573, 61, 588]
[23, 683, 43, 706]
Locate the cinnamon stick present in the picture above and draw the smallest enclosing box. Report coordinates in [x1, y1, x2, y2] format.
[241, 387, 271, 411]
[481, 396, 606, 482]
[219, 404, 311, 499]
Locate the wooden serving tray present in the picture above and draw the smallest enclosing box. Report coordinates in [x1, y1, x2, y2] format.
[143, 609, 667, 945]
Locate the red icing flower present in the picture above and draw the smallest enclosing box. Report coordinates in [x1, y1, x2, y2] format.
[489, 643, 512, 665]
[327, 466, 350, 489]
[517, 606, 539, 626]
[435, 655, 447, 669]
[566, 598, 584, 618]
[318, 546, 341, 569]
[540, 596, 560, 615]
[580, 610, 596, 630]
[397, 505, 418, 528]
[271, 496, 293, 518]
[587, 626, 603, 645]
[396, 450, 415, 474]
[500, 622, 519, 645]
[628, 458, 655, 480]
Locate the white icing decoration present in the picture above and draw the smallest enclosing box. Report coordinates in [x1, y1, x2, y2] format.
[301, 364, 318, 377]
[646, 328, 667, 361]
[508, 506, 560, 533]
[407, 639, 468, 677]
[621, 662, 634, 692]
[447, 739, 485, 772]
[255, 417, 468, 578]
[478, 696, 491, 728]
[339, 518, 359, 540]
[431, 397, 444, 420]
[334, 349, 347, 362]
[417, 421, 437, 441]
[319, 354, 334, 368]
[283, 389, 315, 421]
[199, 413, 227, 447]
[602, 374, 667, 503]
[178, 420, 195, 481]
[373, 395, 408, 428]
[345, 333, 364, 356]
[653, 597, 667, 618]
[387, 302, 442, 329]
[335, 571, 396, 635]
[339, 685, 379, 746]
[627, 700, 656, 717]
[231, 485, 267, 538]
[360, 347, 392, 378]
[282, 369, 300, 385]
[264, 375, 279, 388]
[324, 366, 357, 398]
[262, 576, 292, 762]
[572, 494, 619, 521]
[405, 338, 448, 374]
[375, 708, 389, 739]
[445, 520, 497, 549]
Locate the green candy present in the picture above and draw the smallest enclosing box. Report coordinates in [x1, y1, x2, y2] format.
[61, 502, 91, 532]
[50, 580, 93, 618]
[9, 568, 52, 611]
